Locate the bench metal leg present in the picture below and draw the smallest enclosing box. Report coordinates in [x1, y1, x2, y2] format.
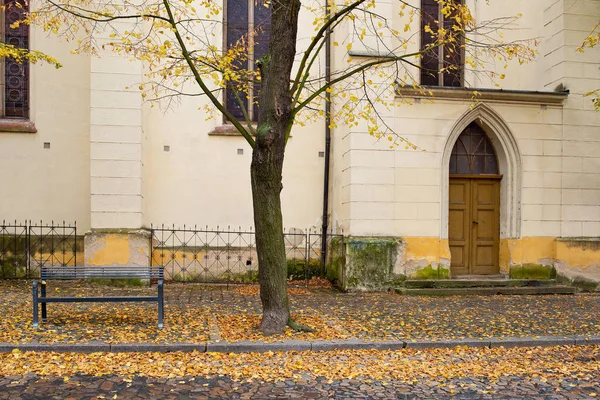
[32, 281, 39, 329]
[157, 279, 164, 329]
[41, 282, 47, 322]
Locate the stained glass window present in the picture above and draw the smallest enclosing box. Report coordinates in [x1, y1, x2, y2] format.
[225, 0, 271, 122]
[3, 0, 29, 119]
[449, 122, 499, 175]
[420, 0, 463, 87]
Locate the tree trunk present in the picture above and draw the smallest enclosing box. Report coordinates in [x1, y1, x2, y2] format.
[251, 0, 301, 334]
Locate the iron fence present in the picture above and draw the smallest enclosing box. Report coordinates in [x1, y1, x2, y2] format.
[150, 224, 344, 285]
[0, 220, 78, 278]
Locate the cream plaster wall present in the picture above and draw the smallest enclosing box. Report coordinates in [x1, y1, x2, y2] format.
[1, 0, 598, 244]
[141, 0, 326, 231]
[331, 0, 600, 241]
[0, 27, 91, 230]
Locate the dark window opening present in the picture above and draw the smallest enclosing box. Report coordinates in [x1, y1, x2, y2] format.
[420, 0, 463, 87]
[225, 0, 271, 122]
[3, 0, 29, 119]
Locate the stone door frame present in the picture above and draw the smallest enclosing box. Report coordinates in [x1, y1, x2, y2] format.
[441, 103, 523, 241]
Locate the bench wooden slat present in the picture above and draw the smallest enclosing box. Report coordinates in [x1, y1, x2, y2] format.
[39, 296, 159, 303]
[41, 266, 164, 280]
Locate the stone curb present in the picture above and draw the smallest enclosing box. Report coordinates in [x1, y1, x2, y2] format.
[1, 336, 599, 353]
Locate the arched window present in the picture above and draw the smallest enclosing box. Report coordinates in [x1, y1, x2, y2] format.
[449, 122, 498, 175]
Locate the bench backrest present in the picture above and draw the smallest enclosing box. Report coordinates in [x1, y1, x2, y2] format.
[41, 266, 164, 280]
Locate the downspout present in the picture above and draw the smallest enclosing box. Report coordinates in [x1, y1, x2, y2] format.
[320, 0, 332, 274]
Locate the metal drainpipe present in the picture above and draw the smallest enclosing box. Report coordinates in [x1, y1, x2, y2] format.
[320, 3, 332, 275]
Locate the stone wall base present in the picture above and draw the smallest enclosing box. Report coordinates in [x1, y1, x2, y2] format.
[328, 236, 600, 292]
[84, 229, 151, 267]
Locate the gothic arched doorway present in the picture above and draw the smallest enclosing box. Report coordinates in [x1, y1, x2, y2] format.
[448, 122, 501, 276]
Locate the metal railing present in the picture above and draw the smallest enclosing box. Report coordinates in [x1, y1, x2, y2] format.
[0, 220, 78, 278]
[150, 224, 344, 285]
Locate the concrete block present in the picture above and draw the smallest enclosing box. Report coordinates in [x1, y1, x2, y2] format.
[91, 142, 142, 161]
[417, 203, 440, 220]
[350, 167, 395, 185]
[562, 157, 583, 173]
[395, 219, 439, 237]
[91, 108, 142, 127]
[110, 343, 205, 352]
[562, 189, 583, 205]
[395, 185, 440, 203]
[582, 222, 600, 236]
[206, 340, 312, 353]
[91, 160, 142, 178]
[395, 203, 419, 220]
[522, 204, 543, 221]
[542, 205, 562, 221]
[13, 343, 111, 353]
[404, 339, 490, 349]
[91, 56, 142, 75]
[394, 168, 440, 186]
[543, 140, 562, 156]
[91, 194, 142, 213]
[573, 336, 600, 346]
[312, 339, 405, 351]
[91, 90, 142, 109]
[522, 221, 561, 237]
[90, 72, 141, 91]
[562, 221, 583, 237]
[91, 125, 143, 144]
[490, 336, 575, 348]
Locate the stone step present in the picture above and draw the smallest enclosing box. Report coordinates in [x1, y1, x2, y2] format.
[404, 279, 559, 289]
[395, 286, 577, 296]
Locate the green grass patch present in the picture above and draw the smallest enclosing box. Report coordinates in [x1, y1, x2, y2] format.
[509, 264, 556, 280]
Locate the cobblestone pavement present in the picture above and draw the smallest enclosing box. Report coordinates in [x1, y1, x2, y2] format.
[1, 373, 599, 399]
[2, 280, 600, 344]
[1, 345, 599, 399]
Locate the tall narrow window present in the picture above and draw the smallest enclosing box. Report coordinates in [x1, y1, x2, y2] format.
[420, 0, 463, 87]
[225, 0, 271, 122]
[2, 0, 29, 118]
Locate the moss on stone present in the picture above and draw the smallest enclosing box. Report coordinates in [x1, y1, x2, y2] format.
[557, 274, 599, 292]
[411, 265, 450, 280]
[391, 275, 407, 286]
[325, 236, 345, 284]
[344, 237, 402, 291]
[509, 264, 556, 280]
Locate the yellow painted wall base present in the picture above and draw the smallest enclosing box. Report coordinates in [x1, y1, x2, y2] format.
[401, 236, 600, 282]
[84, 230, 151, 267]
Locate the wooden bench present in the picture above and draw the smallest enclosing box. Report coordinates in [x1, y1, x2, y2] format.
[33, 266, 165, 329]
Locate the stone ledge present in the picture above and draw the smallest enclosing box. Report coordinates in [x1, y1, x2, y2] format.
[208, 124, 255, 137]
[0, 119, 37, 134]
[208, 124, 292, 138]
[396, 86, 569, 105]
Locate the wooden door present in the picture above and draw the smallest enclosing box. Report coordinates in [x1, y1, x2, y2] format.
[449, 177, 500, 276]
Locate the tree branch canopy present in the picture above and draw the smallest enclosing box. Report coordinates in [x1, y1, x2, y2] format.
[28, 0, 537, 145]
